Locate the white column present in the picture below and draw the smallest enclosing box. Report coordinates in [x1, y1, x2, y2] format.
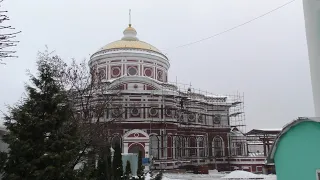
[205, 136, 208, 158]
[159, 134, 163, 159]
[212, 141, 214, 157]
[173, 138, 176, 159]
[107, 65, 110, 80]
[196, 140, 200, 164]
[163, 134, 167, 170]
[144, 142, 150, 171]
[303, 0, 320, 116]
[122, 63, 125, 76]
[123, 142, 129, 153]
[222, 141, 225, 156]
[145, 142, 149, 158]
[185, 140, 188, 157]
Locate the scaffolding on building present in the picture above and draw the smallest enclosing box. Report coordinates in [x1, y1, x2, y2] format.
[100, 76, 247, 171]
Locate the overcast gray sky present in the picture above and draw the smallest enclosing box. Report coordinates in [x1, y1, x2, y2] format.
[0, 0, 314, 131]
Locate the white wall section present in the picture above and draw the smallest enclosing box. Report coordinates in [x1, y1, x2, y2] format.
[303, 0, 320, 116]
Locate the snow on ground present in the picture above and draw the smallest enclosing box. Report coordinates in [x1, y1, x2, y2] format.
[161, 171, 277, 180]
[222, 170, 264, 179]
[162, 172, 226, 180]
[145, 173, 151, 180]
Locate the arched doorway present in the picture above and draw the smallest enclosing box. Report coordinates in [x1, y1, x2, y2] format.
[111, 135, 122, 149]
[128, 143, 145, 158]
[149, 135, 159, 159]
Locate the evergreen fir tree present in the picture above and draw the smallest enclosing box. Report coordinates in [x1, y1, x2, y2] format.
[137, 151, 144, 180]
[97, 153, 106, 180]
[0, 152, 7, 173]
[124, 160, 131, 180]
[75, 149, 97, 180]
[112, 143, 123, 180]
[1, 54, 81, 180]
[96, 146, 112, 180]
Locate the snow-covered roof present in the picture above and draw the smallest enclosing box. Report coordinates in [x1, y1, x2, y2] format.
[255, 128, 282, 131]
[231, 130, 245, 137]
[247, 141, 264, 145]
[267, 117, 320, 164]
[248, 152, 265, 157]
[205, 94, 229, 99]
[246, 129, 282, 135]
[105, 77, 119, 83]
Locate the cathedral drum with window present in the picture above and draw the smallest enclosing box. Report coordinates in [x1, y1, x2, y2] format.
[88, 23, 248, 171]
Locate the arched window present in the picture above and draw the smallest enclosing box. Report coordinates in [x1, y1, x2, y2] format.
[198, 137, 205, 157]
[189, 137, 197, 157]
[167, 136, 173, 158]
[149, 135, 159, 159]
[236, 142, 243, 156]
[111, 135, 122, 149]
[175, 136, 182, 158]
[213, 136, 224, 157]
[182, 137, 187, 157]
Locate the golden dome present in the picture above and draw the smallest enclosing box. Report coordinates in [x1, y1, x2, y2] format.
[124, 26, 136, 32]
[98, 25, 162, 54]
[99, 40, 161, 53]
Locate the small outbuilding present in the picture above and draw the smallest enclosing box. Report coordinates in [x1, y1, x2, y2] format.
[222, 170, 264, 179]
[267, 117, 320, 180]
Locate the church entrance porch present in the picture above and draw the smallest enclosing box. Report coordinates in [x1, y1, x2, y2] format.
[123, 129, 149, 158]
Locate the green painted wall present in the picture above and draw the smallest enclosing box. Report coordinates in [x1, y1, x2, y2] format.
[274, 121, 320, 180]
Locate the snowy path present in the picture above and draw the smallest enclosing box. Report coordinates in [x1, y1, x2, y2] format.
[162, 173, 225, 180]
[161, 172, 277, 180]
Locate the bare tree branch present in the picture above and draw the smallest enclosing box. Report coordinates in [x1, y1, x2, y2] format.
[51, 57, 126, 170]
[0, 0, 21, 64]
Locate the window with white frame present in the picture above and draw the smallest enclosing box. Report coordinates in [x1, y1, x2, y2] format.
[149, 135, 159, 159]
[213, 136, 224, 157]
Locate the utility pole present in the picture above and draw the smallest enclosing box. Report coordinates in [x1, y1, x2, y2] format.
[303, 0, 320, 117]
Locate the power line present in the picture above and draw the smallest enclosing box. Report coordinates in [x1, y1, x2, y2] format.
[164, 0, 296, 52]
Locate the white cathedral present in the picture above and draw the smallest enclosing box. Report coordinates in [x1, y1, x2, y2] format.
[84, 21, 269, 172]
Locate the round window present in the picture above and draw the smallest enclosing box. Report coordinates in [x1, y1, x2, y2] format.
[111, 67, 121, 77]
[144, 68, 153, 77]
[149, 107, 158, 116]
[113, 108, 121, 116]
[131, 108, 139, 116]
[213, 114, 221, 124]
[165, 108, 172, 116]
[188, 114, 195, 121]
[179, 114, 184, 121]
[198, 114, 203, 122]
[128, 67, 138, 76]
[99, 69, 106, 79]
[174, 111, 180, 119]
[157, 71, 163, 81]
